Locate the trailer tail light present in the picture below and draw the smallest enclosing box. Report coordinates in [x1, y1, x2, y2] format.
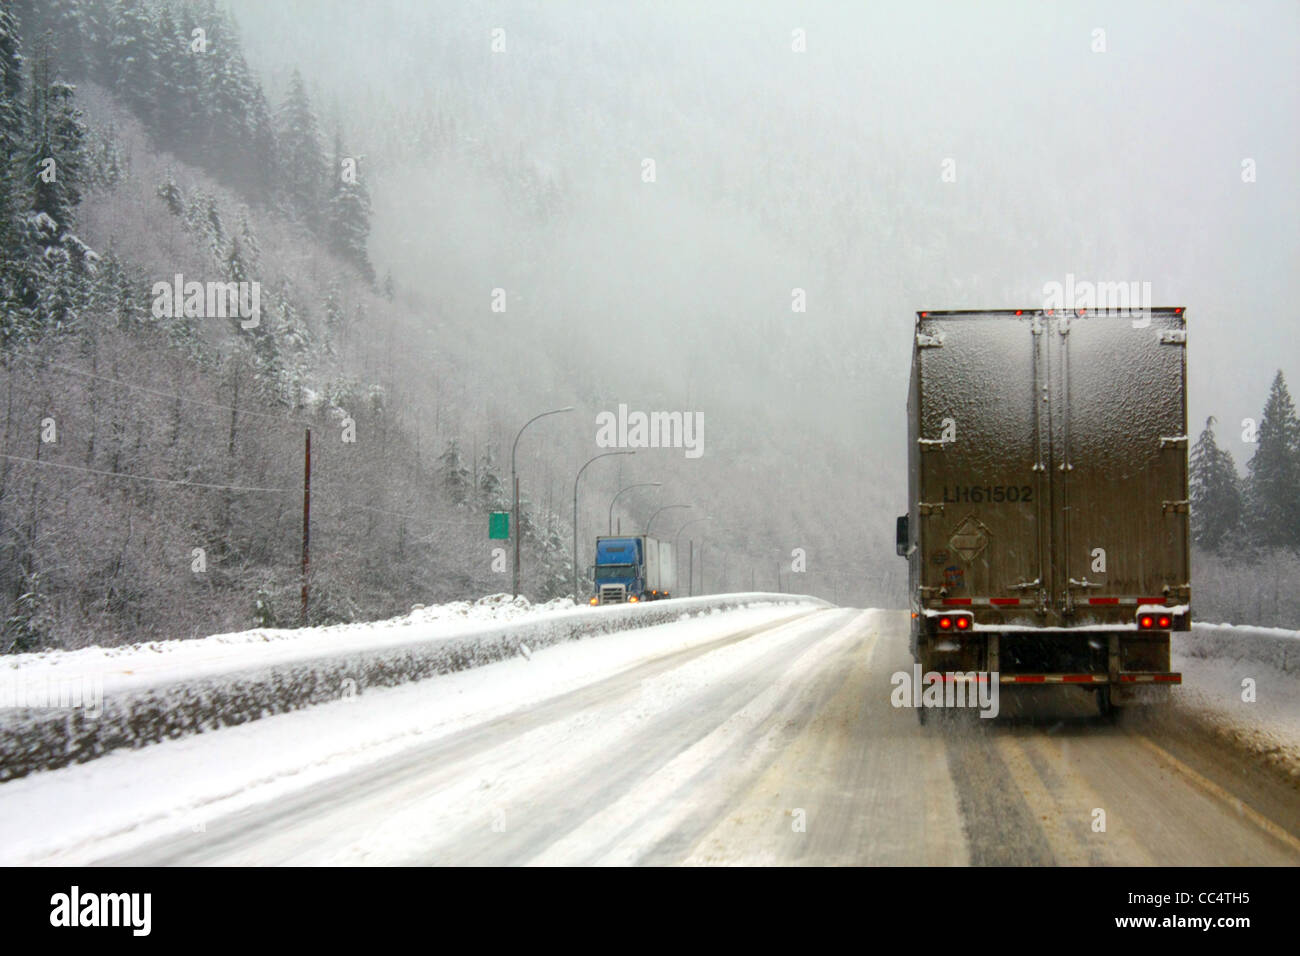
[935, 613, 973, 632]
[1138, 611, 1178, 630]
[628, 595, 639, 603]
[955, 616, 971, 630]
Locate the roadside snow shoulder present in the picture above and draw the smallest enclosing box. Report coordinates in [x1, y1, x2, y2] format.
[0, 592, 826, 781]
[1172, 622, 1300, 787]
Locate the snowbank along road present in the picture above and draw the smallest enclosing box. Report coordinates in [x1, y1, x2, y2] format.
[3, 604, 1298, 866]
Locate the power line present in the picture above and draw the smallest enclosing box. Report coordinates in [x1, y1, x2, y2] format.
[1, 349, 309, 425]
[0, 453, 294, 494]
[1, 454, 483, 528]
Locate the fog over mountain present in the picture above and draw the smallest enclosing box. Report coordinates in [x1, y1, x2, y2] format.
[0, 0, 1295, 647]
[227, 0, 1297, 603]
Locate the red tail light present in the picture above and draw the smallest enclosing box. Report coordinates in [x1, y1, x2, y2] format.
[934, 612, 972, 632]
[1138, 611, 1179, 630]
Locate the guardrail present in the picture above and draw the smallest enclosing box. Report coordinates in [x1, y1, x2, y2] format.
[0, 593, 828, 781]
[1178, 622, 1300, 676]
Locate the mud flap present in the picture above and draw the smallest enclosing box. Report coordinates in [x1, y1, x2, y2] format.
[1112, 684, 1173, 706]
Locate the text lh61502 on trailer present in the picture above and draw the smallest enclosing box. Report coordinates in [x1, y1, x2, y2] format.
[896, 308, 1189, 718]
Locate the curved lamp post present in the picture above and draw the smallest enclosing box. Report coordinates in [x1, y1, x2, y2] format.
[608, 482, 661, 535]
[572, 451, 634, 601]
[511, 406, 573, 597]
[645, 503, 692, 536]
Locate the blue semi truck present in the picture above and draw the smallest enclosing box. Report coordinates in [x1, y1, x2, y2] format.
[590, 535, 677, 604]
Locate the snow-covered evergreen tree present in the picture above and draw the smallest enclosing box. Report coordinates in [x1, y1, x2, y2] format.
[438, 439, 471, 507]
[1246, 371, 1300, 550]
[1190, 416, 1245, 552]
[325, 129, 373, 281]
[276, 69, 326, 228]
[107, 0, 159, 132]
[477, 447, 507, 513]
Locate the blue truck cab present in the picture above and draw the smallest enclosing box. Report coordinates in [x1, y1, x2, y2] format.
[591, 535, 675, 605]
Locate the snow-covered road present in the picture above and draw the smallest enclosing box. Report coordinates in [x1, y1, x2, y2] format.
[3, 605, 1298, 865]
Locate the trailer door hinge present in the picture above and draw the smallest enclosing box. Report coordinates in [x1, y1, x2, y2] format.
[918, 438, 949, 452]
[918, 502, 946, 516]
[1161, 499, 1190, 514]
[1159, 329, 1187, 345]
[916, 332, 945, 348]
[1159, 435, 1188, 449]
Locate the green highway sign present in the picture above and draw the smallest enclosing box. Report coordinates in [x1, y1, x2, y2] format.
[489, 511, 509, 539]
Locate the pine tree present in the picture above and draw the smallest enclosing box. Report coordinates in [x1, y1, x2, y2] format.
[0, 2, 27, 332]
[27, 70, 85, 235]
[1246, 371, 1300, 549]
[169, 1, 207, 158]
[438, 439, 471, 507]
[0, 3, 23, 156]
[44, 0, 90, 82]
[107, 0, 158, 132]
[153, 3, 188, 145]
[477, 448, 507, 513]
[324, 130, 373, 281]
[276, 69, 326, 228]
[323, 279, 344, 340]
[1190, 416, 1244, 552]
[81, 0, 117, 88]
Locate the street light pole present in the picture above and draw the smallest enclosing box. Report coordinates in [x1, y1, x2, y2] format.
[608, 482, 661, 535]
[572, 451, 634, 602]
[511, 406, 574, 598]
[644, 503, 691, 536]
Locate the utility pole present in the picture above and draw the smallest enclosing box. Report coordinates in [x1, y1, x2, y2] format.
[301, 427, 311, 626]
[673, 516, 713, 598]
